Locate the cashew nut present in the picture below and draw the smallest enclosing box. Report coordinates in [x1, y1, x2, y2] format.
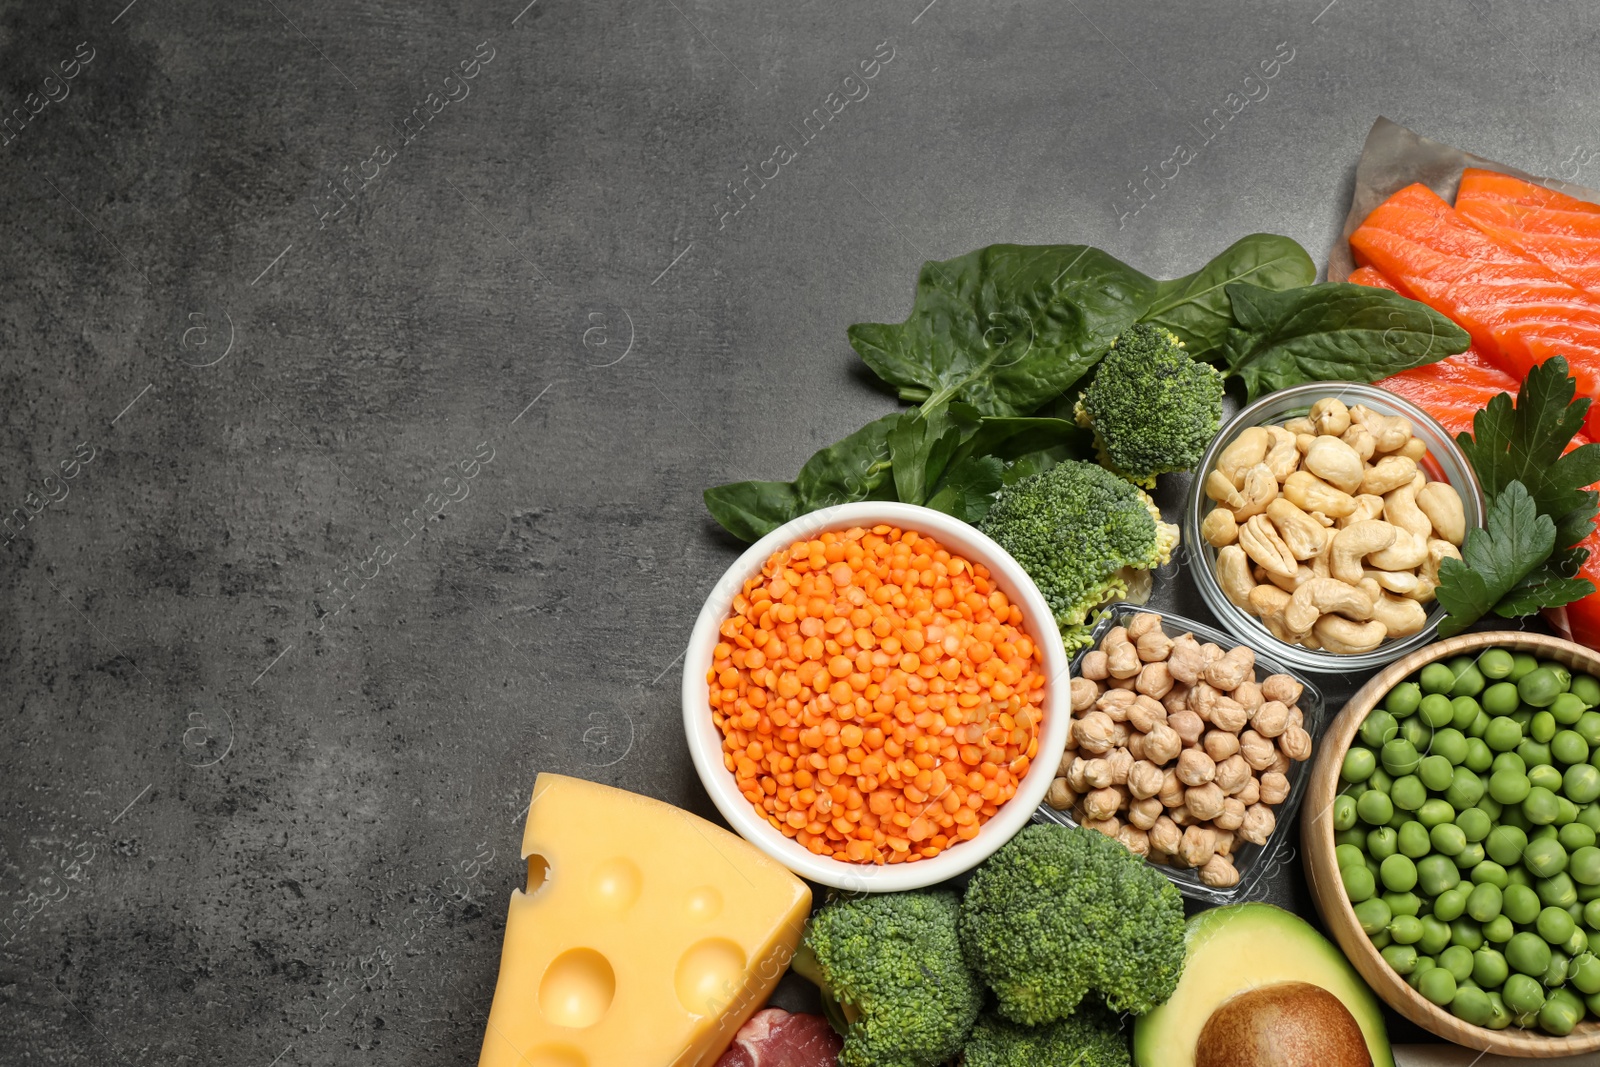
[1262, 427, 1298, 483]
[1417, 481, 1466, 545]
[1330, 519, 1397, 583]
[1284, 470, 1357, 518]
[1368, 526, 1429, 571]
[1340, 493, 1386, 529]
[1217, 426, 1272, 486]
[1283, 416, 1314, 436]
[1341, 424, 1377, 462]
[1350, 405, 1413, 453]
[1205, 469, 1246, 509]
[1266, 497, 1330, 560]
[1312, 614, 1387, 654]
[1364, 567, 1420, 595]
[1383, 479, 1432, 542]
[1262, 562, 1316, 593]
[1422, 538, 1463, 588]
[1303, 436, 1365, 494]
[1232, 464, 1279, 521]
[1285, 576, 1374, 633]
[1239, 514, 1299, 579]
[1398, 438, 1428, 462]
[1361, 454, 1419, 496]
[1309, 397, 1351, 437]
[1367, 589, 1428, 639]
[1247, 583, 1300, 638]
[1202, 507, 1239, 547]
[1215, 544, 1257, 610]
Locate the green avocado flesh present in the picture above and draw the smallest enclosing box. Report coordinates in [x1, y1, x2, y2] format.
[1133, 903, 1393, 1067]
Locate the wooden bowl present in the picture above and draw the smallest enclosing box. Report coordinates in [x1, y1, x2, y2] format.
[1303, 632, 1600, 1058]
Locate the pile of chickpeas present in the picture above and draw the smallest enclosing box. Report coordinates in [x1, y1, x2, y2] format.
[1049, 613, 1314, 888]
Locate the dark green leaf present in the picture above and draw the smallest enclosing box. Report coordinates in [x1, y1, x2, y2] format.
[888, 407, 965, 506]
[1139, 234, 1315, 359]
[1495, 573, 1595, 617]
[1457, 357, 1600, 549]
[703, 414, 897, 541]
[1220, 282, 1470, 401]
[1435, 481, 1558, 636]
[925, 455, 1005, 523]
[848, 245, 1159, 416]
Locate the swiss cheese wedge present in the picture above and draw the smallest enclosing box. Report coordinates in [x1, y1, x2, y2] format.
[478, 774, 812, 1067]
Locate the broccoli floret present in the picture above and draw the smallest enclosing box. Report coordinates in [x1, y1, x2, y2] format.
[976, 459, 1179, 653]
[962, 1003, 1132, 1067]
[1073, 324, 1224, 487]
[960, 824, 1185, 1025]
[794, 890, 984, 1067]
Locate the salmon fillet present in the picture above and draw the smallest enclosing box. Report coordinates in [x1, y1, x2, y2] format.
[1456, 169, 1600, 295]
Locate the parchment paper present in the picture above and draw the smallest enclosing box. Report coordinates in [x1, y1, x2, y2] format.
[1328, 117, 1600, 283]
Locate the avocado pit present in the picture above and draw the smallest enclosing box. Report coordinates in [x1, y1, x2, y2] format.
[1196, 981, 1373, 1067]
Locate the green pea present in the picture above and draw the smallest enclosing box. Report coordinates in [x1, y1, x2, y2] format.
[1418, 754, 1453, 792]
[1483, 914, 1515, 943]
[1419, 916, 1453, 956]
[1525, 837, 1570, 878]
[1487, 824, 1529, 866]
[1388, 809, 1411, 831]
[1437, 943, 1474, 981]
[1544, 949, 1571, 988]
[1369, 767, 1394, 794]
[1401, 717, 1434, 750]
[1543, 661, 1574, 690]
[1358, 790, 1395, 827]
[1484, 681, 1522, 717]
[1382, 853, 1419, 893]
[1332, 793, 1359, 832]
[1571, 952, 1600, 996]
[1512, 709, 1534, 731]
[1571, 845, 1600, 886]
[1431, 726, 1469, 763]
[1370, 928, 1393, 950]
[1451, 696, 1483, 731]
[1433, 886, 1469, 922]
[1526, 786, 1562, 826]
[1557, 796, 1581, 826]
[1509, 931, 1554, 976]
[1381, 942, 1419, 975]
[1451, 918, 1484, 951]
[1445, 767, 1487, 810]
[1538, 871, 1579, 909]
[1472, 860, 1509, 888]
[1561, 823, 1597, 851]
[1392, 775, 1427, 812]
[1459, 807, 1493, 843]
[1418, 798, 1456, 828]
[1503, 803, 1535, 832]
[1419, 693, 1456, 728]
[1478, 795, 1504, 820]
[1421, 663, 1457, 696]
[1582, 802, 1600, 831]
[1454, 842, 1486, 869]
[1523, 740, 1556, 770]
[1362, 708, 1400, 747]
[1573, 673, 1600, 706]
[1432, 823, 1468, 856]
[1522, 667, 1568, 709]
[1417, 966, 1457, 1006]
[1342, 863, 1376, 902]
[1505, 883, 1543, 924]
[1566, 764, 1600, 805]
[1335, 826, 1367, 849]
[1454, 664, 1487, 700]
[1342, 747, 1377, 783]
[1490, 769, 1533, 805]
[1389, 914, 1424, 945]
[1468, 712, 1491, 740]
[1474, 945, 1510, 987]
[1485, 990, 1514, 1030]
[1466, 737, 1495, 771]
[1539, 988, 1585, 1036]
[1508, 653, 1540, 683]
[1467, 882, 1504, 922]
[1387, 682, 1423, 717]
[1486, 717, 1525, 753]
[1367, 826, 1399, 861]
[1384, 738, 1423, 776]
[1530, 764, 1565, 792]
[1384, 890, 1422, 917]
[1552, 692, 1589, 727]
[1579, 711, 1600, 748]
[1539, 905, 1578, 946]
[1505, 972, 1547, 1015]
[1399, 821, 1433, 859]
[1531, 710, 1559, 744]
[1354, 896, 1393, 935]
[1566, 927, 1592, 958]
[1588, 899, 1600, 928]
[1494, 751, 1528, 775]
[1479, 648, 1515, 680]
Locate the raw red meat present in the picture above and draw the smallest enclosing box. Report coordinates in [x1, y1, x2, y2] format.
[712, 1008, 842, 1067]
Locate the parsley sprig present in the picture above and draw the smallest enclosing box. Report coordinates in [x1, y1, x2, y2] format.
[1437, 357, 1600, 637]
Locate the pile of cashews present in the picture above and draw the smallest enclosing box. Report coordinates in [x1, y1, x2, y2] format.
[1202, 397, 1467, 655]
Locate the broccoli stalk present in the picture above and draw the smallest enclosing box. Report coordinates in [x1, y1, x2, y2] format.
[795, 890, 984, 1067]
[1074, 324, 1224, 487]
[962, 1004, 1132, 1067]
[976, 459, 1179, 654]
[960, 825, 1186, 1025]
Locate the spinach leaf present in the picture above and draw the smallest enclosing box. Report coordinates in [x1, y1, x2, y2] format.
[888, 404, 978, 507]
[925, 456, 1005, 523]
[1139, 234, 1315, 359]
[1221, 282, 1470, 402]
[703, 413, 897, 541]
[848, 245, 1159, 416]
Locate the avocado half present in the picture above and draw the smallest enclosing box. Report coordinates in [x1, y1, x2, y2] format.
[1132, 903, 1393, 1067]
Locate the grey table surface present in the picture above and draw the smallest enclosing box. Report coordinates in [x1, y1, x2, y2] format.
[4, 0, 1599, 1062]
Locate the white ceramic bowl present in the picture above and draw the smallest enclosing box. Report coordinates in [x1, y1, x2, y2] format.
[682, 501, 1071, 891]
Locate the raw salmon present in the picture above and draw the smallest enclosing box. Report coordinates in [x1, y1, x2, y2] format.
[1350, 183, 1600, 438]
[1456, 169, 1600, 295]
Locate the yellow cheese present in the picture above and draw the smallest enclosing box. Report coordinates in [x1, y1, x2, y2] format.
[478, 774, 812, 1067]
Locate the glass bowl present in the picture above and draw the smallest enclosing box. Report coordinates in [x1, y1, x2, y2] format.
[1031, 604, 1325, 905]
[1184, 381, 1485, 676]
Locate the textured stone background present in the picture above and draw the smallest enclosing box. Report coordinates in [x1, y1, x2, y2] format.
[3, 1, 1598, 1062]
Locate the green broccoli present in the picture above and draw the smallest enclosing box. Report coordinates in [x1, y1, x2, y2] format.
[976, 459, 1179, 653]
[792, 889, 984, 1067]
[960, 824, 1186, 1025]
[962, 1003, 1132, 1067]
[1074, 324, 1224, 487]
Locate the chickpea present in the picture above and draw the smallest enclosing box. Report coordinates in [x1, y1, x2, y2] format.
[1106, 638, 1141, 680]
[1185, 782, 1226, 821]
[1127, 760, 1165, 800]
[1238, 803, 1277, 845]
[1126, 612, 1163, 639]
[1214, 753, 1252, 795]
[1235, 775, 1262, 807]
[1083, 758, 1115, 789]
[1136, 661, 1174, 700]
[1260, 673, 1303, 705]
[1116, 824, 1151, 857]
[1176, 748, 1217, 787]
[1231, 679, 1264, 711]
[1080, 650, 1110, 681]
[1279, 725, 1313, 762]
[1203, 729, 1240, 762]
[1158, 768, 1185, 808]
[1166, 634, 1204, 686]
[1046, 778, 1076, 810]
[1250, 700, 1290, 739]
[1074, 711, 1117, 754]
[1167, 709, 1204, 748]
[1128, 795, 1164, 830]
[1083, 786, 1122, 822]
[1065, 757, 1089, 792]
[1148, 815, 1182, 855]
[1214, 796, 1247, 831]
[1239, 729, 1276, 771]
[1209, 697, 1250, 734]
[1128, 695, 1167, 734]
[1259, 770, 1290, 806]
[1142, 723, 1182, 765]
[1105, 747, 1134, 786]
[1161, 685, 1190, 716]
[1083, 816, 1121, 838]
[1095, 688, 1136, 721]
[1199, 853, 1240, 888]
[1136, 629, 1174, 662]
[1070, 677, 1098, 712]
[1179, 824, 1219, 868]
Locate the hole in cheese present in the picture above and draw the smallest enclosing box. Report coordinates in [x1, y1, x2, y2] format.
[538, 948, 615, 1029]
[523, 1044, 587, 1067]
[684, 885, 723, 923]
[673, 938, 747, 1016]
[591, 857, 642, 911]
[527, 854, 550, 895]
